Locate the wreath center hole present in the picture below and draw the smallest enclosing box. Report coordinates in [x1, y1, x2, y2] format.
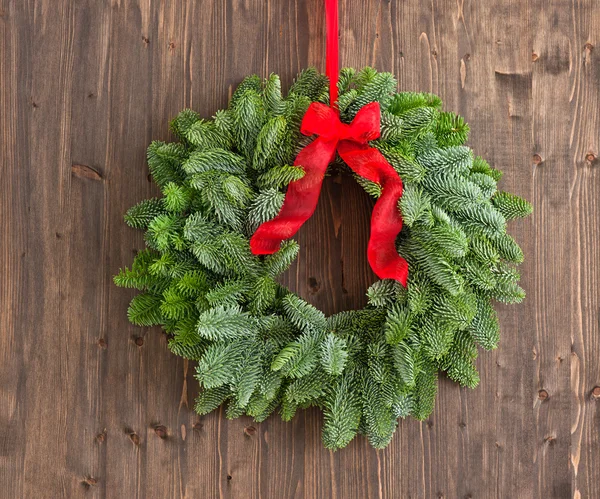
[279, 171, 378, 316]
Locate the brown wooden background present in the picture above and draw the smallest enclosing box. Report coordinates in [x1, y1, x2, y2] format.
[1, 0, 599, 497]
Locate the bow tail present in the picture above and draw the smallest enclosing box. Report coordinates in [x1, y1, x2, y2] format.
[338, 143, 409, 286]
[249, 138, 336, 254]
[367, 177, 408, 286]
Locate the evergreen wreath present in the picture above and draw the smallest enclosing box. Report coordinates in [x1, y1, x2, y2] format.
[115, 67, 532, 450]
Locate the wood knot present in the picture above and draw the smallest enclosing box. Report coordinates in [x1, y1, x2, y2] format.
[142, 36, 150, 44]
[97, 338, 107, 349]
[532, 154, 543, 165]
[532, 52, 539, 62]
[584, 42, 594, 52]
[244, 425, 256, 436]
[463, 53, 471, 61]
[192, 422, 204, 431]
[95, 429, 107, 443]
[308, 277, 320, 293]
[154, 425, 168, 439]
[81, 476, 98, 489]
[135, 337, 144, 347]
[538, 389, 549, 400]
[226, 474, 232, 481]
[591, 386, 600, 399]
[585, 152, 597, 163]
[168, 41, 176, 51]
[72, 163, 103, 181]
[128, 431, 140, 445]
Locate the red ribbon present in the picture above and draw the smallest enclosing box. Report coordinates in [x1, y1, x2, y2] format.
[249, 0, 408, 286]
[325, 0, 339, 107]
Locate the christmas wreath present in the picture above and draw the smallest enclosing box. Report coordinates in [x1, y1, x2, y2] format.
[115, 0, 531, 450]
[115, 66, 531, 450]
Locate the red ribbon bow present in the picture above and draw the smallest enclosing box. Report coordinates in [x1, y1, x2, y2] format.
[250, 102, 408, 286]
[249, 0, 408, 285]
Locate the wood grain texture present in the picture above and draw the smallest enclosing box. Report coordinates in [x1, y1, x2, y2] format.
[1, 0, 598, 497]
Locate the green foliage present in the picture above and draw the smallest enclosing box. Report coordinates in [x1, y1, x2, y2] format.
[283, 294, 327, 332]
[195, 386, 231, 414]
[124, 199, 166, 229]
[196, 306, 256, 341]
[127, 293, 163, 326]
[252, 116, 289, 170]
[248, 188, 285, 228]
[147, 141, 187, 188]
[385, 305, 413, 345]
[322, 371, 362, 450]
[320, 333, 348, 375]
[257, 164, 305, 189]
[493, 191, 533, 220]
[435, 112, 470, 147]
[116, 67, 530, 451]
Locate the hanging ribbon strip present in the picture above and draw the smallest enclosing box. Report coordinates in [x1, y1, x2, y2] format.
[249, 0, 408, 286]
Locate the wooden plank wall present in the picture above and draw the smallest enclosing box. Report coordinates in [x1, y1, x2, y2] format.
[1, 0, 599, 497]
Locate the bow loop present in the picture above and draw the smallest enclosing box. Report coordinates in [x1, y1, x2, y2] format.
[299, 103, 340, 140]
[341, 101, 381, 143]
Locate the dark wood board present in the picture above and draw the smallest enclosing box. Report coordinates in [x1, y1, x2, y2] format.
[1, 0, 599, 497]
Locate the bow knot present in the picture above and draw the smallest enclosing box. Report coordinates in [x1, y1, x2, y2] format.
[301, 102, 381, 144]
